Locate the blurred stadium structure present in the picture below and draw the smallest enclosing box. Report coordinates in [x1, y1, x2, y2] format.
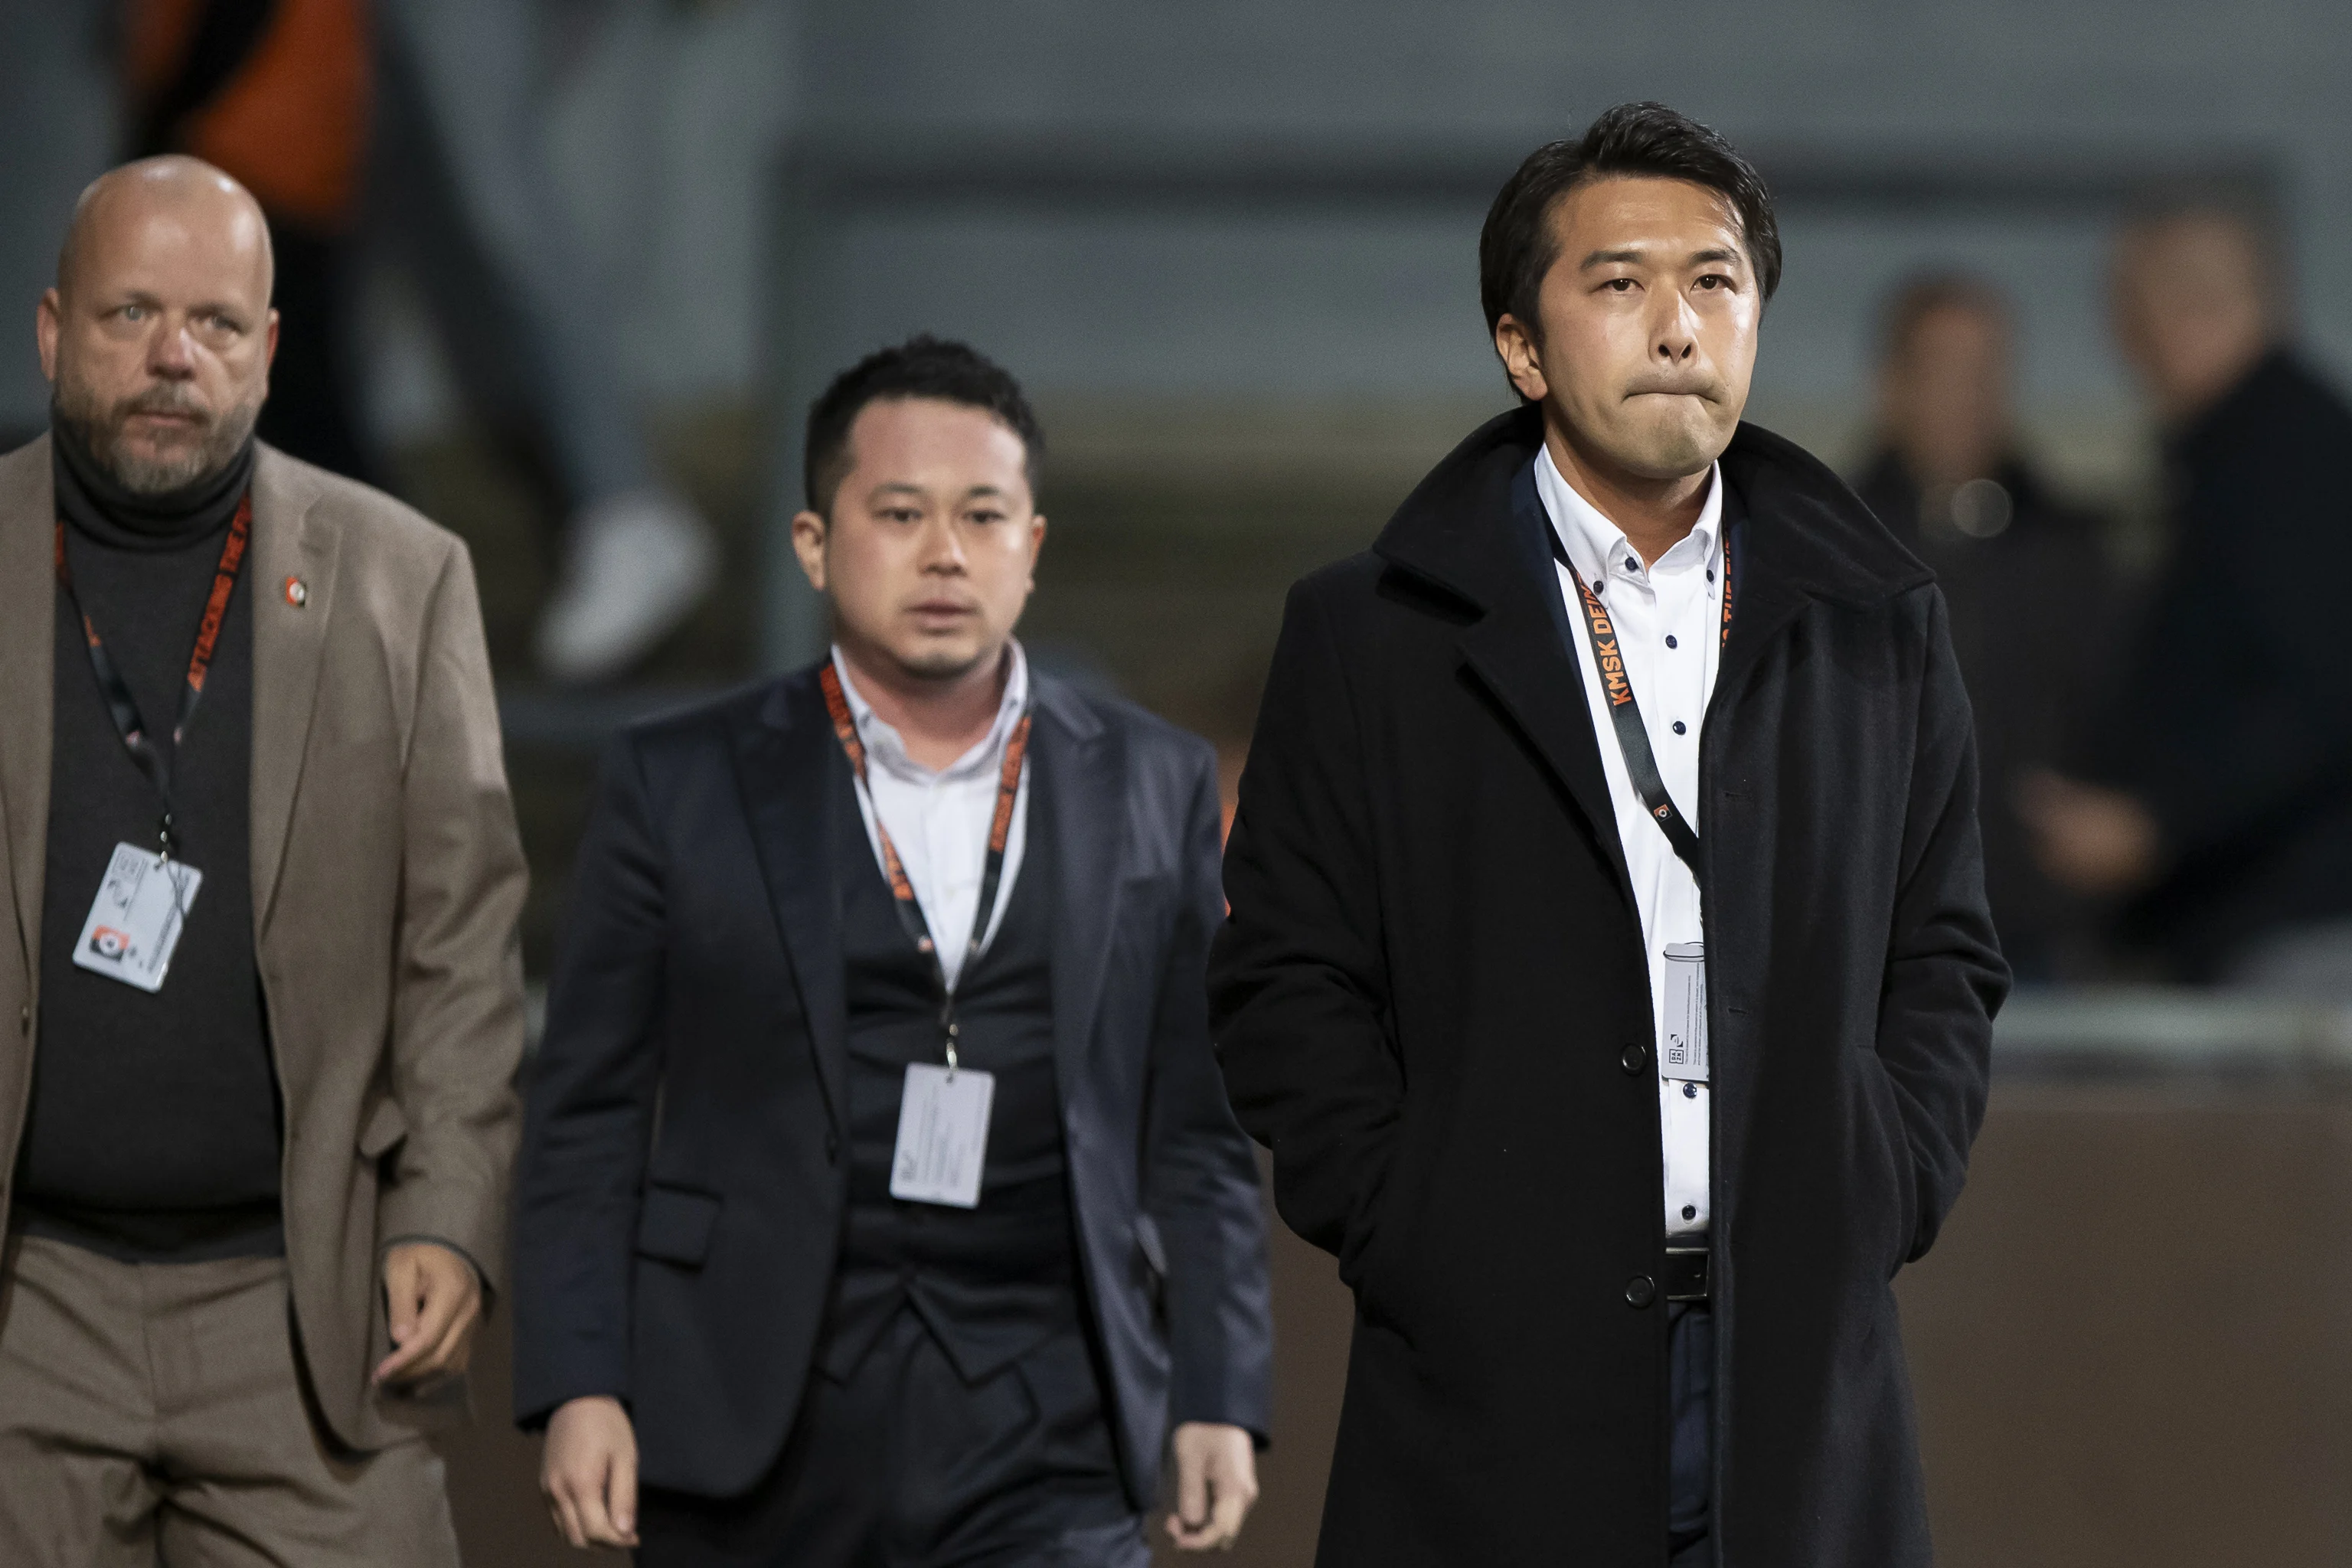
[14, 3, 2352, 1563]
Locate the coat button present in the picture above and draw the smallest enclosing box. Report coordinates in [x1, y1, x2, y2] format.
[1625, 1274, 1657, 1308]
[1620, 1043, 1647, 1075]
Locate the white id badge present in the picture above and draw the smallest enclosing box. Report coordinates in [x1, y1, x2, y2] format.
[1662, 941, 1708, 1083]
[889, 1063, 995, 1208]
[72, 842, 202, 994]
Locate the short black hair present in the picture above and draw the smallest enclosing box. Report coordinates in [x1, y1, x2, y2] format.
[1478, 102, 1782, 349]
[1877, 272, 2011, 365]
[802, 335, 1044, 514]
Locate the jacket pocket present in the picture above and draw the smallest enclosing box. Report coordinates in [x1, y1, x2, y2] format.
[635, 1184, 722, 1267]
[358, 1097, 410, 1161]
[1857, 1055, 1919, 1276]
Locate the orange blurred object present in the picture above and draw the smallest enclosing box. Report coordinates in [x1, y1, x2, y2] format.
[126, 0, 374, 232]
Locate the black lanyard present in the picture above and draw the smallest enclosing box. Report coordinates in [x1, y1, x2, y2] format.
[819, 661, 1032, 1073]
[54, 492, 253, 859]
[1549, 523, 1731, 880]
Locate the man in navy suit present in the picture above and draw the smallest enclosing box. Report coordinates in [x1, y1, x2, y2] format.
[513, 336, 1272, 1565]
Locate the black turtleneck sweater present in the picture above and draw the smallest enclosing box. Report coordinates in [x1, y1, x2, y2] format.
[13, 424, 283, 1263]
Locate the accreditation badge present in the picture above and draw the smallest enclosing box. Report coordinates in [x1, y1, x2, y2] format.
[1662, 940, 1708, 1083]
[72, 842, 202, 994]
[889, 1062, 995, 1208]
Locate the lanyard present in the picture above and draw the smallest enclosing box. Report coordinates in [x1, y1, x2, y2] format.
[54, 492, 253, 859]
[818, 661, 1032, 1073]
[1549, 523, 1730, 880]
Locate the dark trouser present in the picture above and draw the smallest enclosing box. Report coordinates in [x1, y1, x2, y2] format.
[1668, 1303, 1715, 1566]
[637, 1307, 1144, 1568]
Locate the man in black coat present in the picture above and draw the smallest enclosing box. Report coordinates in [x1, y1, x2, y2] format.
[2023, 202, 2352, 984]
[1210, 104, 2007, 1567]
[513, 338, 1272, 1564]
[1849, 274, 2121, 982]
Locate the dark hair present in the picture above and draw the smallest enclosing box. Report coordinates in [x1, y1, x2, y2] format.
[802, 335, 1044, 514]
[1478, 102, 1782, 351]
[1877, 272, 2011, 364]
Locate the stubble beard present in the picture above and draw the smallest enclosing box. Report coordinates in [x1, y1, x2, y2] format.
[53, 377, 262, 495]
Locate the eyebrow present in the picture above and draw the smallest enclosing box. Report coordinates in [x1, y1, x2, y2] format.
[1580, 246, 1748, 270]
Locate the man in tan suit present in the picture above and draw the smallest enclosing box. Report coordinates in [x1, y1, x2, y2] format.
[0, 158, 526, 1564]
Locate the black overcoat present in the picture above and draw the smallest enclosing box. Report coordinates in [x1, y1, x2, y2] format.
[1210, 406, 2007, 1566]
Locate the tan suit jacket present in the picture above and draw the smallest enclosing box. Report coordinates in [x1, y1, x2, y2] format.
[0, 436, 528, 1449]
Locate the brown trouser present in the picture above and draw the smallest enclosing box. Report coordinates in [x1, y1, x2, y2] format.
[0, 1233, 459, 1567]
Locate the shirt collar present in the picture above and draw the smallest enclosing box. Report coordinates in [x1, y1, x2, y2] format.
[1534, 443, 1722, 588]
[829, 639, 1031, 785]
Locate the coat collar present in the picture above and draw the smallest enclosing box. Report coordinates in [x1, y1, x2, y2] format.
[731, 661, 1123, 1141]
[1369, 404, 1932, 901]
[247, 445, 339, 935]
[1374, 403, 1931, 623]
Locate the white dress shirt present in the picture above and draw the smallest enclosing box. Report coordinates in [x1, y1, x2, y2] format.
[1535, 447, 1723, 1239]
[830, 641, 1033, 992]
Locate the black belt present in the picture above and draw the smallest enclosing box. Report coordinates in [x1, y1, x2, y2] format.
[1664, 1242, 1710, 1304]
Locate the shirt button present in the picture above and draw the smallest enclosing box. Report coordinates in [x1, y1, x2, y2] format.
[1620, 1043, 1648, 1075]
[1671, 721, 1687, 735]
[1684, 1082, 1700, 1099]
[1683, 1204, 1697, 1221]
[1665, 635, 1678, 648]
[1625, 1275, 1657, 1308]
[1625, 557, 1640, 573]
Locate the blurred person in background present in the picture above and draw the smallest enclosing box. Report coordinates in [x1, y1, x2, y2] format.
[0, 157, 525, 1566]
[124, 0, 719, 683]
[2021, 201, 2352, 986]
[1213, 104, 2004, 1567]
[514, 338, 1271, 1564]
[1851, 275, 2120, 980]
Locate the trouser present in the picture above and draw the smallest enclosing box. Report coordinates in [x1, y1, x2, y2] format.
[639, 1305, 1146, 1568]
[1668, 1302, 1715, 1567]
[0, 1233, 459, 1568]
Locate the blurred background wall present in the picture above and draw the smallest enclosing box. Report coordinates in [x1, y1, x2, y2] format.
[17, 1, 2352, 1562]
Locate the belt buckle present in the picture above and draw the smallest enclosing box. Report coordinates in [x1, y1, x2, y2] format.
[1664, 1243, 1710, 1304]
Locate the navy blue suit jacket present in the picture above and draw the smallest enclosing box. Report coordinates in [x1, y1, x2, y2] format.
[511, 663, 1272, 1503]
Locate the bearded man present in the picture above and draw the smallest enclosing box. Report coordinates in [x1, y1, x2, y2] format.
[0, 156, 526, 1566]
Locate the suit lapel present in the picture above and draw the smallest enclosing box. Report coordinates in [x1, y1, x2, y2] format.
[247, 449, 338, 934]
[731, 673, 848, 1135]
[1034, 678, 1121, 1098]
[0, 437, 55, 993]
[1455, 463, 1635, 905]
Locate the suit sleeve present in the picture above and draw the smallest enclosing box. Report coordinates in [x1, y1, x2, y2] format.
[1878, 586, 2010, 1262]
[510, 733, 668, 1427]
[379, 539, 529, 1296]
[1144, 742, 1275, 1442]
[1210, 579, 1403, 1279]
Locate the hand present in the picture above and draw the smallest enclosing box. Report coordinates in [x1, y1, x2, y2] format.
[372, 1241, 482, 1390]
[543, 1396, 640, 1550]
[1166, 1421, 1259, 1552]
[2016, 769, 2163, 895]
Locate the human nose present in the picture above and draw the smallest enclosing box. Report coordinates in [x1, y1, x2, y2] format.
[1653, 293, 1699, 366]
[919, 513, 969, 572]
[147, 316, 198, 379]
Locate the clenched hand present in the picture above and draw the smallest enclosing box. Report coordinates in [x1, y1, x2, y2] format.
[372, 1241, 482, 1390]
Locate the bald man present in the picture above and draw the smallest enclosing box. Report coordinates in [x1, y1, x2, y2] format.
[0, 158, 525, 1565]
[2024, 202, 2352, 983]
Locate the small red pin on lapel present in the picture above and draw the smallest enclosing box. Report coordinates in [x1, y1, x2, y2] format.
[285, 577, 308, 607]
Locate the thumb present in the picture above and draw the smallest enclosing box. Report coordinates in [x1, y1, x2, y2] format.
[1176, 1443, 1210, 1528]
[612, 1438, 639, 1540]
[385, 1254, 421, 1345]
